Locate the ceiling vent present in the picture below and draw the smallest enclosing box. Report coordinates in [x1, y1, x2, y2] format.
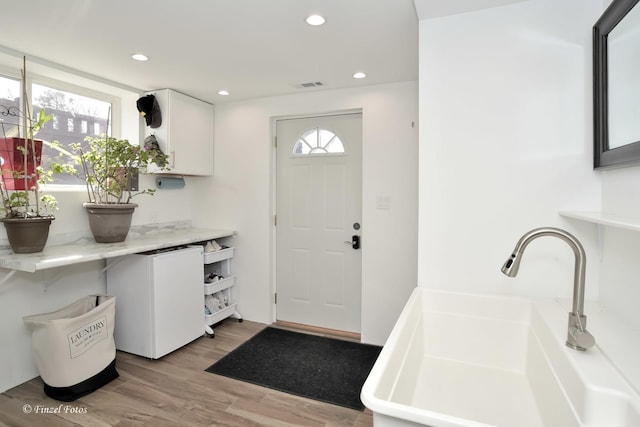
[299, 81, 324, 88]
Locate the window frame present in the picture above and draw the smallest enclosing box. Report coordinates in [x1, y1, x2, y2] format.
[291, 127, 347, 157]
[29, 74, 121, 139]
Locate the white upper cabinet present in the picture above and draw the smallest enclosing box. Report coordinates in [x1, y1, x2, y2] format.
[144, 89, 214, 176]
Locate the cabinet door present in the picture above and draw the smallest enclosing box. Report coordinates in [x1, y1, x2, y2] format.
[167, 91, 213, 175]
[145, 89, 214, 176]
[151, 247, 204, 358]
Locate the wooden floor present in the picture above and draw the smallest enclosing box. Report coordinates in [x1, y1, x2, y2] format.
[0, 320, 374, 427]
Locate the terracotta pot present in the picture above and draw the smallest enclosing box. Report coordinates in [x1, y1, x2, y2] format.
[0, 216, 53, 253]
[83, 203, 138, 243]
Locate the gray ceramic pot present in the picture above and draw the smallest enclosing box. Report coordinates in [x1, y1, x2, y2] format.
[83, 202, 138, 243]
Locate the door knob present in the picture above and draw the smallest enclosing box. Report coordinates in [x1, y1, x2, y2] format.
[344, 235, 360, 250]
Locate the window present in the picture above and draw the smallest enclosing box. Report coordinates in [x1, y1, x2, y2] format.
[1, 66, 130, 188]
[0, 75, 21, 136]
[0, 75, 19, 97]
[292, 128, 345, 156]
[32, 83, 112, 185]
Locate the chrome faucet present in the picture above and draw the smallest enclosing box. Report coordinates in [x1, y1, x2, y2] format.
[501, 227, 595, 351]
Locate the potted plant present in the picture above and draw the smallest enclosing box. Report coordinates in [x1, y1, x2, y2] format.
[72, 135, 168, 243]
[0, 113, 75, 253]
[0, 146, 58, 253]
[0, 59, 74, 253]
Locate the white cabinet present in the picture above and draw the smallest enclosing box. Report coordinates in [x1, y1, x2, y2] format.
[144, 88, 214, 176]
[203, 246, 242, 336]
[106, 246, 204, 359]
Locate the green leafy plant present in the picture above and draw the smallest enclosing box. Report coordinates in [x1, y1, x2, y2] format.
[72, 135, 168, 204]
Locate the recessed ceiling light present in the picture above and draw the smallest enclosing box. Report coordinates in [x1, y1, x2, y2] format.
[131, 53, 148, 61]
[218, 90, 230, 96]
[353, 72, 367, 79]
[306, 14, 325, 26]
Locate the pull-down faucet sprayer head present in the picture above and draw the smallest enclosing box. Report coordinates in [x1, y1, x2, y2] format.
[501, 251, 522, 277]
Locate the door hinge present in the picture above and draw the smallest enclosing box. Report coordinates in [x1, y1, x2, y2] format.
[274, 292, 277, 304]
[274, 214, 277, 226]
[274, 136, 277, 148]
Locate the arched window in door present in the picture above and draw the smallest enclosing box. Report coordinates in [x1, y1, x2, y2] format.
[292, 128, 345, 156]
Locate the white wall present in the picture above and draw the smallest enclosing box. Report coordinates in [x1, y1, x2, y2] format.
[599, 166, 640, 333]
[418, 0, 602, 299]
[417, 0, 640, 394]
[597, 167, 640, 392]
[191, 81, 419, 345]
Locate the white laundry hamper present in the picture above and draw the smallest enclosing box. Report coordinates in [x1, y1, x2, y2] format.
[23, 295, 119, 401]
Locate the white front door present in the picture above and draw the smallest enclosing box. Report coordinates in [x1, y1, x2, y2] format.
[276, 113, 363, 333]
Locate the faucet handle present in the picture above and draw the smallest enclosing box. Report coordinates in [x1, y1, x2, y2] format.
[568, 328, 596, 351]
[566, 312, 596, 351]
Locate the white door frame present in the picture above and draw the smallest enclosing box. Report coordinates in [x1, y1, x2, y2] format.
[269, 109, 363, 325]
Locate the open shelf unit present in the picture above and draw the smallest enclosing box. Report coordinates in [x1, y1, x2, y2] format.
[202, 244, 241, 336]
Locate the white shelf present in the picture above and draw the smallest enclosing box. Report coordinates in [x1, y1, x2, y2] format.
[203, 247, 235, 264]
[205, 303, 238, 325]
[560, 211, 640, 232]
[201, 239, 240, 336]
[0, 227, 236, 273]
[204, 275, 236, 295]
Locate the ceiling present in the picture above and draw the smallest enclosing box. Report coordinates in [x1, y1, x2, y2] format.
[0, 0, 524, 105]
[413, 0, 527, 19]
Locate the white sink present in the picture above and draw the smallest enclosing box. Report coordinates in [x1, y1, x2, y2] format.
[361, 288, 640, 427]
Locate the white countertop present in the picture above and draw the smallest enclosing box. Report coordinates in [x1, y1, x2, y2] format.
[0, 224, 235, 273]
